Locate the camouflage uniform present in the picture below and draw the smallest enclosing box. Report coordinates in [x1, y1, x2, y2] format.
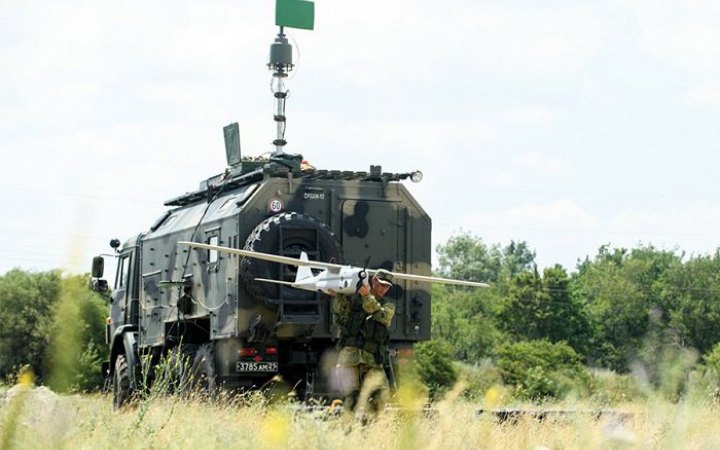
[333, 271, 396, 416]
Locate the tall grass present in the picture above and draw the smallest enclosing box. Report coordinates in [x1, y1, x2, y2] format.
[2, 382, 720, 449]
[5, 338, 720, 448]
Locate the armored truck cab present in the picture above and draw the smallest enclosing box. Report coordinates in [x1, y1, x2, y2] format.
[98, 155, 431, 405]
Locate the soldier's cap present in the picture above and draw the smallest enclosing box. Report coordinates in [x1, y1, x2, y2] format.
[373, 269, 394, 286]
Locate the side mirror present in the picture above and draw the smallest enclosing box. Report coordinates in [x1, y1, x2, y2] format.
[92, 256, 105, 278]
[92, 279, 109, 293]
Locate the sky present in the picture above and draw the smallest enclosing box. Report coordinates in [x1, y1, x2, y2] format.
[2, 0, 720, 279]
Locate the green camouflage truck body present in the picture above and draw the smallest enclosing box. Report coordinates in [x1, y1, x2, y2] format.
[105, 160, 431, 396]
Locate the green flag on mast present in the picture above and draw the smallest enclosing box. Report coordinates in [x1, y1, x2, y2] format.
[275, 0, 315, 30]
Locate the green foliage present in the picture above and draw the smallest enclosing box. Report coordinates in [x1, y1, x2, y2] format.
[455, 360, 504, 401]
[431, 283, 505, 361]
[573, 245, 683, 372]
[47, 275, 109, 392]
[495, 340, 590, 401]
[0, 269, 61, 380]
[702, 342, 720, 372]
[656, 347, 699, 402]
[432, 233, 538, 363]
[436, 232, 535, 284]
[497, 266, 592, 356]
[683, 343, 720, 405]
[432, 237, 720, 402]
[413, 340, 458, 400]
[589, 370, 646, 405]
[662, 253, 720, 356]
[0, 270, 107, 391]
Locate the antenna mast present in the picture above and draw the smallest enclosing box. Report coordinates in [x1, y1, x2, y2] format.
[268, 0, 314, 156]
[268, 27, 293, 156]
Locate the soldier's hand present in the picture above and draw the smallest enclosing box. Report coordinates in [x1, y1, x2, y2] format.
[358, 284, 370, 297]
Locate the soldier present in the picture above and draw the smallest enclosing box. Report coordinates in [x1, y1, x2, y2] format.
[332, 269, 396, 419]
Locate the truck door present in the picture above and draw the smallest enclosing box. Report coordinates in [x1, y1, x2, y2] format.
[110, 249, 140, 333]
[109, 252, 131, 337]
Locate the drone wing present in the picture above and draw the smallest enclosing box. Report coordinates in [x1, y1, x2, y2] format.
[177, 241, 346, 271]
[178, 241, 488, 288]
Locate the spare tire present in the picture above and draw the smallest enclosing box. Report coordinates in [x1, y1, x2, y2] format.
[241, 212, 343, 307]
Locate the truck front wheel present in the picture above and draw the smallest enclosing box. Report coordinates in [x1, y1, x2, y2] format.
[113, 354, 133, 409]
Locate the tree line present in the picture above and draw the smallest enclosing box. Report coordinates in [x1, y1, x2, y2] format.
[0, 270, 107, 391]
[3, 233, 720, 401]
[426, 232, 720, 400]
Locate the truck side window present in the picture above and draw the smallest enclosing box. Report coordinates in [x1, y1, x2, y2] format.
[115, 255, 130, 289]
[206, 233, 220, 272]
[208, 235, 219, 264]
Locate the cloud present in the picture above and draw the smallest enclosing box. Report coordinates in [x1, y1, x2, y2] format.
[610, 202, 720, 241]
[513, 151, 569, 177]
[464, 199, 597, 233]
[311, 1, 604, 84]
[427, 199, 597, 269]
[3, 0, 720, 277]
[430, 199, 720, 270]
[686, 84, 720, 108]
[634, 0, 720, 72]
[499, 106, 560, 127]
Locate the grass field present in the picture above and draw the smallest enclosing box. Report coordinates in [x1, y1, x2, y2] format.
[2, 382, 719, 450]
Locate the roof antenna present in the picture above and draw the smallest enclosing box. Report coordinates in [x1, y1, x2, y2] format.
[268, 27, 292, 156]
[268, 0, 315, 156]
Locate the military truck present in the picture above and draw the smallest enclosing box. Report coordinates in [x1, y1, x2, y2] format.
[91, 7, 433, 407]
[92, 150, 430, 406]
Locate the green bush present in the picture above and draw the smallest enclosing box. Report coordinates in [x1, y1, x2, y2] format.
[0, 270, 107, 391]
[413, 340, 458, 400]
[656, 347, 699, 402]
[702, 343, 720, 372]
[589, 369, 645, 405]
[455, 360, 504, 401]
[495, 340, 590, 401]
[684, 367, 720, 405]
[682, 343, 720, 404]
[0, 269, 61, 381]
[46, 275, 109, 392]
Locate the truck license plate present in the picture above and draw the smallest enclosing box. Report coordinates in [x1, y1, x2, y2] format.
[236, 361, 278, 372]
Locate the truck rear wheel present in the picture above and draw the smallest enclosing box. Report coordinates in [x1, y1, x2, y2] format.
[113, 354, 133, 409]
[162, 344, 198, 393]
[190, 343, 217, 397]
[241, 212, 342, 306]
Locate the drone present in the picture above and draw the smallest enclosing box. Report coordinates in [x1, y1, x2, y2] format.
[178, 241, 488, 295]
